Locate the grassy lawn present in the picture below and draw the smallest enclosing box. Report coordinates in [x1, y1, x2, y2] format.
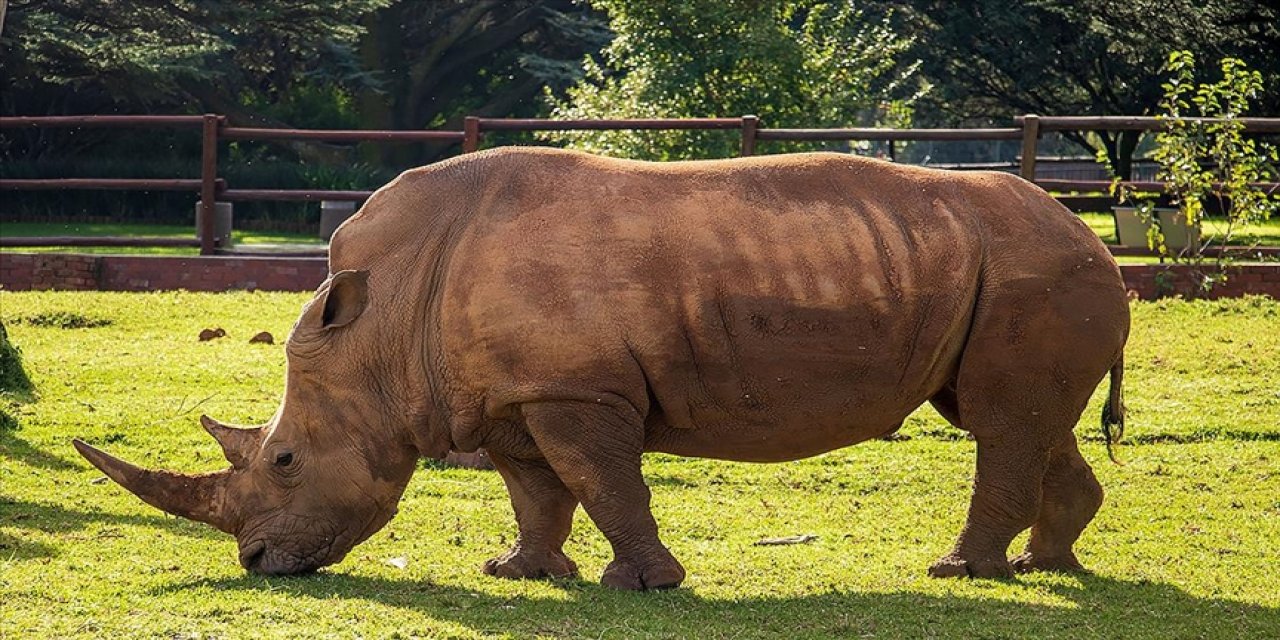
[0, 222, 324, 255]
[2, 292, 1278, 638]
[1077, 212, 1280, 247]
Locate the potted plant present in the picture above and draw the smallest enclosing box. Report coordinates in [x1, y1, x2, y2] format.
[1113, 51, 1277, 292]
[1111, 203, 1199, 252]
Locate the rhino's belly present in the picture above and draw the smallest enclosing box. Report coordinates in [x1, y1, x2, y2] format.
[643, 409, 905, 462]
[634, 329, 953, 462]
[629, 285, 967, 457]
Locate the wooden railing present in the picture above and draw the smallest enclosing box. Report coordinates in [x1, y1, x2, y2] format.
[2, 114, 1277, 254]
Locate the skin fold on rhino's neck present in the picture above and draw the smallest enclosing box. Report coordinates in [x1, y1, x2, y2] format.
[327, 165, 477, 463]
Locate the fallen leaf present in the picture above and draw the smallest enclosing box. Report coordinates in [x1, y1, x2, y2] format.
[753, 534, 818, 546]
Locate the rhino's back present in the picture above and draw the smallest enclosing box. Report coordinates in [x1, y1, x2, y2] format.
[430, 149, 1008, 459]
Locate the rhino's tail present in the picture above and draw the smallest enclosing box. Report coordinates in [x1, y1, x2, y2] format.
[1100, 353, 1126, 464]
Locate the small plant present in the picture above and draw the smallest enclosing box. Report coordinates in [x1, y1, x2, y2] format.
[1, 322, 35, 431]
[13, 312, 113, 329]
[1116, 51, 1280, 294]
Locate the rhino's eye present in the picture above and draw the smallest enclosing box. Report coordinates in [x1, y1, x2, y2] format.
[274, 452, 295, 467]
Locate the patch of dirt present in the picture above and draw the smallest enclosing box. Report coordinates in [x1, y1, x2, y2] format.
[198, 328, 227, 341]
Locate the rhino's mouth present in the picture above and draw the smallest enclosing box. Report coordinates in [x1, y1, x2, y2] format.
[237, 514, 347, 575]
[238, 536, 339, 575]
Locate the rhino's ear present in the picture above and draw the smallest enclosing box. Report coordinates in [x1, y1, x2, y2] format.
[319, 270, 369, 329]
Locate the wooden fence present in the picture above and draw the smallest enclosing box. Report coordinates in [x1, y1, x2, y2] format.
[2, 114, 1278, 255]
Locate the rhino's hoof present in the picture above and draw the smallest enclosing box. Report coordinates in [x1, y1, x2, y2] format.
[482, 548, 578, 580]
[1010, 551, 1086, 574]
[928, 554, 1014, 579]
[601, 555, 686, 591]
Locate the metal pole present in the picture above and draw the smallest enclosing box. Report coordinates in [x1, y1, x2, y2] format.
[199, 114, 219, 255]
[740, 115, 759, 156]
[1020, 114, 1040, 181]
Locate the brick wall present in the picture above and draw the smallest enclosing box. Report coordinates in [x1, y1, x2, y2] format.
[3, 252, 1279, 300]
[1120, 264, 1280, 300]
[1, 253, 328, 292]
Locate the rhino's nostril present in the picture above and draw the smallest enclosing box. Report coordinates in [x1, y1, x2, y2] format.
[239, 541, 267, 572]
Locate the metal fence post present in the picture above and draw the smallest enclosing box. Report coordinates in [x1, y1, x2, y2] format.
[199, 114, 219, 255]
[463, 116, 480, 153]
[740, 115, 759, 156]
[1020, 114, 1040, 181]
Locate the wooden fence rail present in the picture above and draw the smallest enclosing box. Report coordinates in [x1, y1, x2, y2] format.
[2, 113, 1277, 254]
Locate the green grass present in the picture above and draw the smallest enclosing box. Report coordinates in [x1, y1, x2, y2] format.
[1, 292, 1278, 638]
[0, 222, 324, 255]
[1077, 211, 1280, 246]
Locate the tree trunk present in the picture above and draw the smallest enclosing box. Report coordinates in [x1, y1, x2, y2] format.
[1100, 130, 1142, 180]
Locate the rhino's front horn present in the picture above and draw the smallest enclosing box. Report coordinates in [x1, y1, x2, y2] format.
[72, 439, 234, 533]
[200, 415, 264, 467]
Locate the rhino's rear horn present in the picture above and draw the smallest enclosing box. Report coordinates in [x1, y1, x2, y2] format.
[72, 439, 233, 533]
[200, 415, 264, 467]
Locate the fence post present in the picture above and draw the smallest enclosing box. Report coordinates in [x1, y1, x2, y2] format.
[463, 116, 480, 153]
[199, 114, 219, 255]
[740, 115, 759, 156]
[1020, 114, 1040, 181]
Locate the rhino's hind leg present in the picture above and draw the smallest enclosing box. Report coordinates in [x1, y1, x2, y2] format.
[483, 453, 580, 580]
[929, 437, 1051, 579]
[521, 400, 686, 591]
[1011, 434, 1102, 574]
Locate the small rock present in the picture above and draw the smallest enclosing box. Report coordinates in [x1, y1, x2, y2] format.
[249, 331, 274, 345]
[198, 328, 226, 342]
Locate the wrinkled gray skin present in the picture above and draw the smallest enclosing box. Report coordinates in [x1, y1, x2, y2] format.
[76, 147, 1129, 587]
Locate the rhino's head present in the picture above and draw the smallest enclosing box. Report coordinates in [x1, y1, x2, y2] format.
[74, 270, 427, 575]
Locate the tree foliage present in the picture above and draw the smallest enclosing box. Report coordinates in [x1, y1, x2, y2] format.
[355, 0, 609, 164]
[0, 0, 385, 118]
[546, 0, 917, 160]
[890, 0, 1280, 177]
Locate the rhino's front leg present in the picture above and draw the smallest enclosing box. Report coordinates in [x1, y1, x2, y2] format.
[483, 452, 580, 580]
[521, 400, 686, 591]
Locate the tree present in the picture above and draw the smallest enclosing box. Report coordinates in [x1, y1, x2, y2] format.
[0, 0, 387, 164]
[354, 0, 609, 164]
[546, 0, 918, 160]
[0, 0, 383, 118]
[888, 0, 1280, 178]
[0, 1, 608, 166]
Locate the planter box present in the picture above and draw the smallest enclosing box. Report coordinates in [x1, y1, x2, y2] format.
[1112, 206, 1200, 252]
[320, 201, 358, 241]
[195, 201, 234, 247]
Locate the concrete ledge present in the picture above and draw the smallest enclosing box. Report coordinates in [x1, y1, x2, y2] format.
[2, 252, 1278, 301]
[1, 253, 329, 292]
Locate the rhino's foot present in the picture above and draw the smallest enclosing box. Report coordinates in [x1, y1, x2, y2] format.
[482, 547, 578, 580]
[928, 553, 1014, 579]
[1010, 551, 1086, 574]
[600, 554, 686, 591]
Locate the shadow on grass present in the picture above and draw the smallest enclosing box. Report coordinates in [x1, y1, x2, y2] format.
[0, 431, 78, 471]
[0, 495, 223, 561]
[0, 529, 57, 561]
[153, 571, 1279, 638]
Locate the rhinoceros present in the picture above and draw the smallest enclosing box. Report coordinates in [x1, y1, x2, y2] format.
[74, 147, 1129, 589]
